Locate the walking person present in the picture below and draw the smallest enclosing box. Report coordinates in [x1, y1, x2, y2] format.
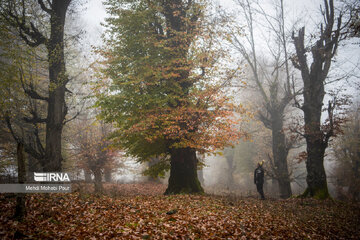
[254, 161, 265, 200]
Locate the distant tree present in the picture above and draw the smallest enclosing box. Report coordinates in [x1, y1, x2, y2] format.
[228, 0, 298, 198]
[341, 0, 360, 38]
[224, 147, 236, 189]
[96, 0, 246, 194]
[70, 119, 119, 193]
[332, 103, 360, 201]
[291, 0, 345, 199]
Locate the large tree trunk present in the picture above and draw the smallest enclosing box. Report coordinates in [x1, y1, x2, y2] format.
[302, 100, 329, 199]
[14, 143, 26, 220]
[304, 137, 328, 198]
[43, 0, 71, 171]
[165, 148, 203, 194]
[349, 155, 359, 201]
[272, 112, 292, 198]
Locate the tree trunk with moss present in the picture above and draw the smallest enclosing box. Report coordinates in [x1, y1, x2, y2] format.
[165, 148, 203, 194]
[303, 135, 328, 199]
[43, 0, 72, 171]
[301, 96, 330, 199]
[271, 112, 292, 198]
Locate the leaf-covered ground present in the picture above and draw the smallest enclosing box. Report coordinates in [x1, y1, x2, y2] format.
[0, 183, 359, 239]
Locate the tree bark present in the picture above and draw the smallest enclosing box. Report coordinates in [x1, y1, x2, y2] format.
[271, 111, 292, 198]
[165, 148, 203, 194]
[303, 134, 328, 198]
[301, 94, 329, 198]
[14, 143, 26, 220]
[43, 0, 71, 171]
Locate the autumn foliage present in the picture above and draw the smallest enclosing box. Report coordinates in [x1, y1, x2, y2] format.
[94, 0, 247, 193]
[69, 119, 120, 192]
[1, 183, 359, 239]
[95, 0, 245, 159]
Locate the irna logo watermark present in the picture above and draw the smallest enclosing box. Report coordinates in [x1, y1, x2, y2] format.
[34, 172, 71, 182]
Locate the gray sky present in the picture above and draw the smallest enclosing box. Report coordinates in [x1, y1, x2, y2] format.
[79, 0, 322, 47]
[79, 0, 359, 95]
[80, 0, 107, 47]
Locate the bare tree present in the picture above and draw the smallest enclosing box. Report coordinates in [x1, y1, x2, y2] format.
[228, 0, 298, 198]
[332, 103, 360, 201]
[224, 147, 236, 189]
[341, 0, 360, 38]
[291, 0, 342, 199]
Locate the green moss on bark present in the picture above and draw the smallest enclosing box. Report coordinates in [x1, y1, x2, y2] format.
[298, 186, 331, 200]
[313, 187, 330, 200]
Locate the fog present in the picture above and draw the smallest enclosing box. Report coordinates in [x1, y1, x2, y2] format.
[61, 0, 360, 198]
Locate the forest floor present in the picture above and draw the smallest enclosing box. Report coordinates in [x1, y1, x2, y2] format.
[0, 183, 359, 239]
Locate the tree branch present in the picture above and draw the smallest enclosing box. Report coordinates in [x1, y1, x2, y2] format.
[33, 125, 45, 155]
[291, 27, 310, 81]
[37, 0, 52, 14]
[24, 88, 49, 101]
[1, 0, 47, 47]
[291, 76, 303, 109]
[324, 100, 335, 144]
[5, 115, 44, 160]
[4, 115, 20, 144]
[23, 115, 48, 124]
[258, 111, 272, 129]
[18, 68, 49, 101]
[63, 111, 80, 125]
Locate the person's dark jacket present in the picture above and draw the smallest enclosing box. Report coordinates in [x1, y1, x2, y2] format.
[254, 165, 264, 185]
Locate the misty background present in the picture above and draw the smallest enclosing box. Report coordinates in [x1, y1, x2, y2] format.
[1, 0, 359, 199]
[70, 0, 359, 198]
